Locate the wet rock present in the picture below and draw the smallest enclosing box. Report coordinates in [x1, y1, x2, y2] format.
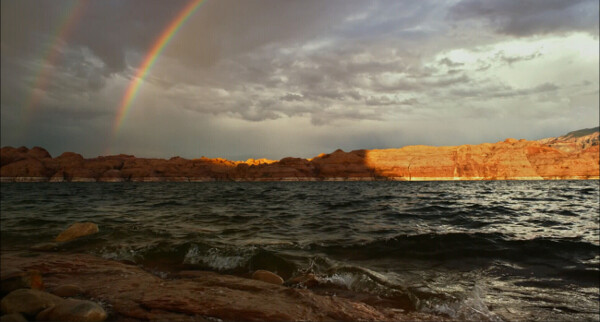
[1, 252, 445, 321]
[55, 222, 99, 242]
[51, 284, 84, 297]
[0, 313, 27, 322]
[251, 270, 284, 285]
[36, 299, 107, 322]
[31, 242, 60, 251]
[1, 269, 43, 294]
[0, 289, 63, 316]
[287, 273, 319, 288]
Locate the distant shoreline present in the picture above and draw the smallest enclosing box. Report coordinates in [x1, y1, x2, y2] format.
[2, 129, 599, 182]
[2, 176, 599, 182]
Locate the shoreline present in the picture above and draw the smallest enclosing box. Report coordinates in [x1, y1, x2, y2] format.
[2, 176, 599, 182]
[3, 131, 599, 184]
[1, 251, 447, 321]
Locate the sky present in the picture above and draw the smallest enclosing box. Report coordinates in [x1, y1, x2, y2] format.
[1, 0, 598, 160]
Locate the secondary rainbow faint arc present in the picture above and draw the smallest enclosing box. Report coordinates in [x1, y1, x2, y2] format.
[112, 0, 205, 136]
[22, 0, 87, 121]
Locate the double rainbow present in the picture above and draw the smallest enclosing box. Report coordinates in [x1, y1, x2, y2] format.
[22, 0, 87, 122]
[112, 0, 205, 137]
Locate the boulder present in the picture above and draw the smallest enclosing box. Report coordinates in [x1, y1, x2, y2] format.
[0, 289, 63, 316]
[55, 223, 99, 242]
[36, 299, 107, 322]
[1, 269, 43, 294]
[51, 284, 84, 297]
[251, 270, 284, 285]
[0, 313, 27, 322]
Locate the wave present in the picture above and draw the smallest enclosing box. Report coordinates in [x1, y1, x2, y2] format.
[421, 285, 504, 322]
[311, 232, 600, 263]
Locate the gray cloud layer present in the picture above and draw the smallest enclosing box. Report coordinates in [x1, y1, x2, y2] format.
[1, 0, 598, 159]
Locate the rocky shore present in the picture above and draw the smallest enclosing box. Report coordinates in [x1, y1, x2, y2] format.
[1, 222, 447, 321]
[1, 252, 453, 322]
[1, 128, 598, 182]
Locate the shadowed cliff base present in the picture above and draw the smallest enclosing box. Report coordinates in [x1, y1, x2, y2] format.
[1, 129, 598, 182]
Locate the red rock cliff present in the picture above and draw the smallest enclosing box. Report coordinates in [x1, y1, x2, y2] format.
[1, 129, 598, 181]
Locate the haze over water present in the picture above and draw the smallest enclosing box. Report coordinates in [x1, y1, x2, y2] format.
[1, 180, 598, 321]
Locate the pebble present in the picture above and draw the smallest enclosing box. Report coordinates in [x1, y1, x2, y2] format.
[0, 289, 63, 316]
[251, 270, 284, 285]
[55, 222, 99, 242]
[36, 298, 107, 322]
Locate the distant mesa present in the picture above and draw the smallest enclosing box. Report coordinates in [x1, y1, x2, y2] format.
[1, 128, 598, 182]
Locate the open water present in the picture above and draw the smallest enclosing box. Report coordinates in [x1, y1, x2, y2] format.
[1, 181, 599, 321]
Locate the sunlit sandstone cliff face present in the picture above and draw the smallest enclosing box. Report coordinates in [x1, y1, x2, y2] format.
[365, 138, 598, 180]
[1, 130, 598, 181]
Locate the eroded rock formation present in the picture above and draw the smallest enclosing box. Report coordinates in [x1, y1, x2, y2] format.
[1, 129, 598, 181]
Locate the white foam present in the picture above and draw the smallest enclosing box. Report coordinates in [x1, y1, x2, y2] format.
[319, 269, 393, 296]
[96, 246, 139, 262]
[184, 245, 255, 270]
[423, 285, 504, 322]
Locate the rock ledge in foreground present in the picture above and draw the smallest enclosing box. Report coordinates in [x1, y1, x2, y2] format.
[1, 252, 446, 321]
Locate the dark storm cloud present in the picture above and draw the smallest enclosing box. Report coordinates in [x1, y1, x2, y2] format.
[449, 0, 599, 36]
[280, 93, 304, 102]
[1, 0, 180, 74]
[451, 82, 559, 99]
[365, 97, 418, 107]
[1, 0, 598, 159]
[496, 51, 542, 65]
[439, 58, 464, 67]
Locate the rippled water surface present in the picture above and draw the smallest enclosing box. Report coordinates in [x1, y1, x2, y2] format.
[1, 181, 599, 321]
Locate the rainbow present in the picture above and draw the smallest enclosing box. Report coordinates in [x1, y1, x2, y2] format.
[22, 0, 87, 121]
[112, 0, 205, 136]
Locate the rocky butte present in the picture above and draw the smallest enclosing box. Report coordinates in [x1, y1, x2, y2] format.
[1, 128, 598, 182]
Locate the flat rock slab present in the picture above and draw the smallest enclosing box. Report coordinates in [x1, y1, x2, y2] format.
[55, 222, 99, 242]
[1, 252, 445, 321]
